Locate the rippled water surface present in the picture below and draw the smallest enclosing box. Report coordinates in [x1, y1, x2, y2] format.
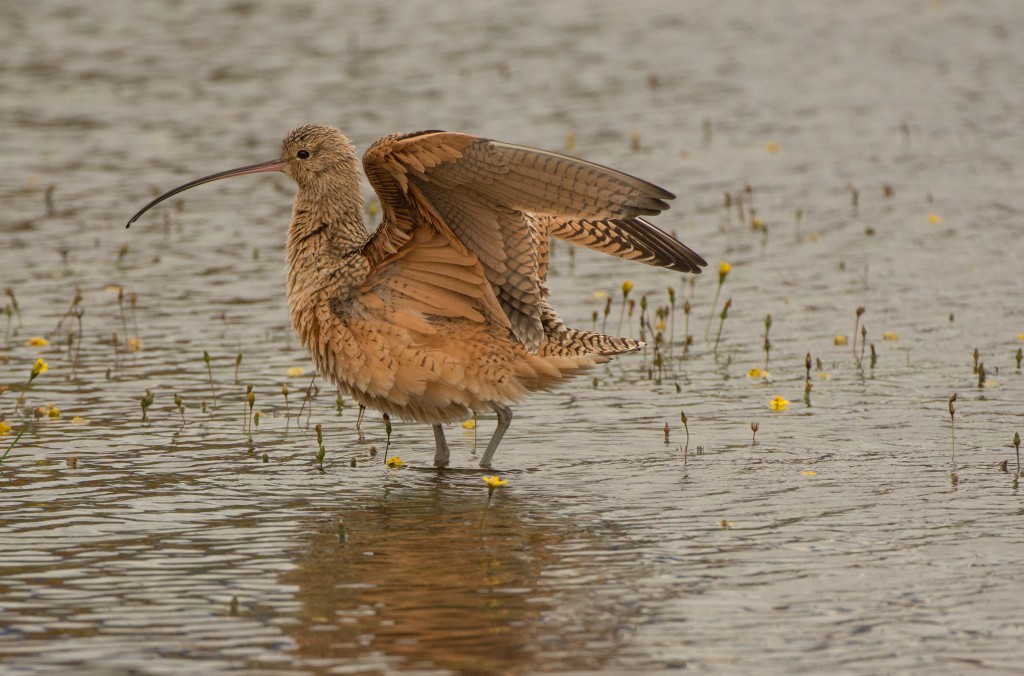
[2, 1, 1024, 673]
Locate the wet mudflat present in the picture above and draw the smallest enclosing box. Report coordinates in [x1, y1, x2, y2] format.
[2, 1, 1023, 673]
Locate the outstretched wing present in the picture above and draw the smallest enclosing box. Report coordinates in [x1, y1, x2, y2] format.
[361, 131, 704, 352]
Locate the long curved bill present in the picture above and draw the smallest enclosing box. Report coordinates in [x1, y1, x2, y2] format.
[126, 158, 287, 228]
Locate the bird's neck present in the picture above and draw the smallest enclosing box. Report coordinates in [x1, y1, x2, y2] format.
[285, 174, 371, 349]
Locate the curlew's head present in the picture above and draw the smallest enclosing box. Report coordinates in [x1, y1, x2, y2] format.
[280, 124, 358, 188]
[126, 124, 357, 228]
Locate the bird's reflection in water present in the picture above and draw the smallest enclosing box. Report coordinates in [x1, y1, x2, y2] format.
[281, 476, 576, 672]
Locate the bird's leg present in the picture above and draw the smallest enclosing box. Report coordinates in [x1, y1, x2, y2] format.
[479, 405, 513, 468]
[432, 424, 450, 468]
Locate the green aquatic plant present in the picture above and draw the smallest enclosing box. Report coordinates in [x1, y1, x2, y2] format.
[315, 423, 325, 471]
[713, 297, 732, 357]
[3, 304, 12, 344]
[751, 215, 768, 251]
[705, 262, 730, 341]
[948, 393, 958, 484]
[294, 374, 317, 428]
[617, 280, 633, 335]
[246, 387, 255, 437]
[174, 393, 185, 424]
[117, 287, 129, 348]
[858, 325, 867, 369]
[129, 292, 139, 340]
[680, 409, 690, 453]
[203, 350, 216, 404]
[140, 388, 154, 422]
[1013, 432, 1020, 478]
[751, 421, 759, 446]
[112, 331, 121, 372]
[5, 288, 20, 333]
[763, 314, 772, 371]
[682, 298, 691, 356]
[667, 286, 676, 359]
[383, 413, 393, 460]
[0, 426, 26, 466]
[15, 358, 48, 413]
[241, 384, 252, 433]
[852, 306, 865, 365]
[637, 294, 649, 353]
[483, 475, 507, 500]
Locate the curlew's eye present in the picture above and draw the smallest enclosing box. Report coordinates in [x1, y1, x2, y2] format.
[297, 149, 310, 159]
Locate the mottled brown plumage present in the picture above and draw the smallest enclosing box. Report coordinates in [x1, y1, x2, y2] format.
[128, 124, 706, 467]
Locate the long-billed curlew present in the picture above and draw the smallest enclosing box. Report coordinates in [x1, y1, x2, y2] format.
[128, 125, 706, 467]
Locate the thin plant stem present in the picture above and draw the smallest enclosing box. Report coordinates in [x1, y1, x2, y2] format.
[704, 282, 722, 342]
[0, 427, 26, 465]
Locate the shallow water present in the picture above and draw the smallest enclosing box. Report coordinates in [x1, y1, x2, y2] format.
[2, 0, 1024, 673]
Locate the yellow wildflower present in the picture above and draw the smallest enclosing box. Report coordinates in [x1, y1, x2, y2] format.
[47, 405, 60, 419]
[622, 280, 634, 296]
[750, 217, 766, 231]
[31, 358, 48, 377]
[817, 372, 830, 380]
[72, 416, 88, 424]
[764, 141, 780, 153]
[482, 475, 508, 489]
[747, 367, 767, 378]
[462, 419, 476, 430]
[655, 319, 666, 332]
[769, 395, 790, 411]
[0, 421, 11, 435]
[927, 213, 943, 224]
[590, 290, 608, 300]
[720, 519, 735, 529]
[802, 470, 817, 476]
[718, 261, 731, 277]
[1017, 333, 1024, 341]
[834, 335, 848, 346]
[286, 367, 305, 378]
[28, 336, 49, 347]
[882, 332, 898, 341]
[126, 337, 142, 352]
[385, 456, 404, 469]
